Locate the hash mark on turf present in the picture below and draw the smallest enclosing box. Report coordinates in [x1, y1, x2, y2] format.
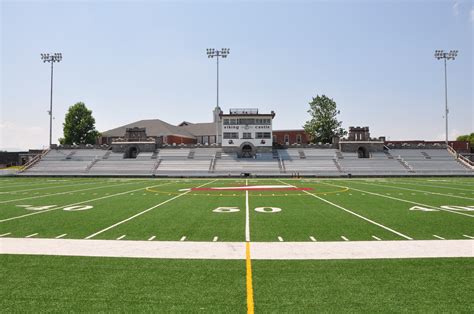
[462, 234, 474, 239]
[180, 236, 186, 241]
[341, 236, 349, 241]
[148, 236, 156, 241]
[278, 236, 284, 242]
[432, 234, 445, 240]
[213, 236, 218, 242]
[25, 233, 38, 238]
[309, 236, 317, 242]
[372, 235, 381, 241]
[0, 232, 11, 237]
[55, 234, 67, 239]
[116, 235, 126, 240]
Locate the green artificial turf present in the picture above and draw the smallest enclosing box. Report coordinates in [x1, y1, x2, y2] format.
[252, 258, 474, 312]
[1, 255, 472, 312]
[0, 254, 246, 312]
[0, 177, 472, 241]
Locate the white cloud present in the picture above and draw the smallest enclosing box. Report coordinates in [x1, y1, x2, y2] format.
[470, 8, 474, 22]
[453, 0, 460, 16]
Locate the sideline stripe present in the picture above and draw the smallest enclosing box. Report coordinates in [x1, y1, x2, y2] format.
[310, 236, 317, 242]
[354, 180, 474, 201]
[433, 235, 445, 240]
[341, 236, 349, 241]
[55, 234, 67, 239]
[148, 236, 156, 241]
[0, 232, 11, 237]
[84, 180, 217, 239]
[0, 179, 151, 205]
[320, 181, 474, 218]
[116, 235, 126, 240]
[387, 180, 474, 192]
[0, 181, 172, 223]
[0, 180, 105, 195]
[180, 236, 186, 241]
[278, 236, 284, 242]
[246, 242, 255, 314]
[372, 235, 381, 241]
[25, 233, 38, 238]
[463, 234, 474, 239]
[213, 236, 218, 242]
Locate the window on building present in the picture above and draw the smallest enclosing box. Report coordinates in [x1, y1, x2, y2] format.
[296, 134, 302, 144]
[223, 132, 239, 139]
[223, 119, 230, 125]
[256, 132, 271, 139]
[284, 134, 289, 144]
[239, 118, 255, 125]
[242, 132, 252, 139]
[273, 135, 277, 143]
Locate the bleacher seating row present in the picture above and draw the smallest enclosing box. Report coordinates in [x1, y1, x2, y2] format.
[20, 148, 472, 176]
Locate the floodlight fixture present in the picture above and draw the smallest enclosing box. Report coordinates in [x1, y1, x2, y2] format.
[434, 49, 458, 145]
[41, 52, 63, 148]
[206, 48, 231, 145]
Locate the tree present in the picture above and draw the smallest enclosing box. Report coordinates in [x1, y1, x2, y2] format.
[303, 95, 346, 143]
[456, 133, 474, 145]
[59, 102, 100, 145]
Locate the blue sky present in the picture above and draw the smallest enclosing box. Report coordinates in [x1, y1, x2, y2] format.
[1, 0, 472, 150]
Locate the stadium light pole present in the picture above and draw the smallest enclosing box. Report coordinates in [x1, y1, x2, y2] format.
[434, 50, 458, 146]
[41, 52, 62, 148]
[206, 48, 230, 145]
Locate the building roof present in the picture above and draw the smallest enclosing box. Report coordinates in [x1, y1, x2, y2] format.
[178, 122, 216, 136]
[101, 119, 196, 139]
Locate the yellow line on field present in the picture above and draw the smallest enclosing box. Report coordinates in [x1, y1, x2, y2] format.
[246, 241, 255, 314]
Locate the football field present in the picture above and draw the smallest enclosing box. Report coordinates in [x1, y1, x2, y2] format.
[1, 176, 473, 312]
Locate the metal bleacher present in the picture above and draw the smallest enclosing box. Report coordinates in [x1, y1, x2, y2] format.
[390, 149, 470, 175]
[213, 152, 280, 175]
[21, 147, 472, 177]
[338, 152, 408, 175]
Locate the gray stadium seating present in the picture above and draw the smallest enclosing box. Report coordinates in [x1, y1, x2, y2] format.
[20, 147, 472, 177]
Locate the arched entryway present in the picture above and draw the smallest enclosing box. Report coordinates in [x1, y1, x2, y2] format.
[357, 146, 369, 158]
[239, 142, 255, 158]
[126, 146, 139, 159]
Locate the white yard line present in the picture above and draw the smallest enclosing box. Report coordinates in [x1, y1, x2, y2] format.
[245, 179, 250, 242]
[341, 236, 349, 241]
[433, 235, 445, 240]
[0, 232, 11, 237]
[55, 234, 67, 239]
[1, 238, 472, 260]
[320, 181, 474, 218]
[276, 179, 414, 240]
[278, 236, 284, 242]
[309, 236, 317, 242]
[213, 236, 218, 242]
[25, 233, 38, 238]
[372, 235, 381, 241]
[0, 180, 151, 205]
[462, 234, 474, 239]
[148, 236, 156, 241]
[116, 235, 126, 240]
[84, 180, 218, 239]
[0, 182, 172, 223]
[287, 186, 414, 240]
[180, 236, 186, 241]
[354, 180, 474, 201]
